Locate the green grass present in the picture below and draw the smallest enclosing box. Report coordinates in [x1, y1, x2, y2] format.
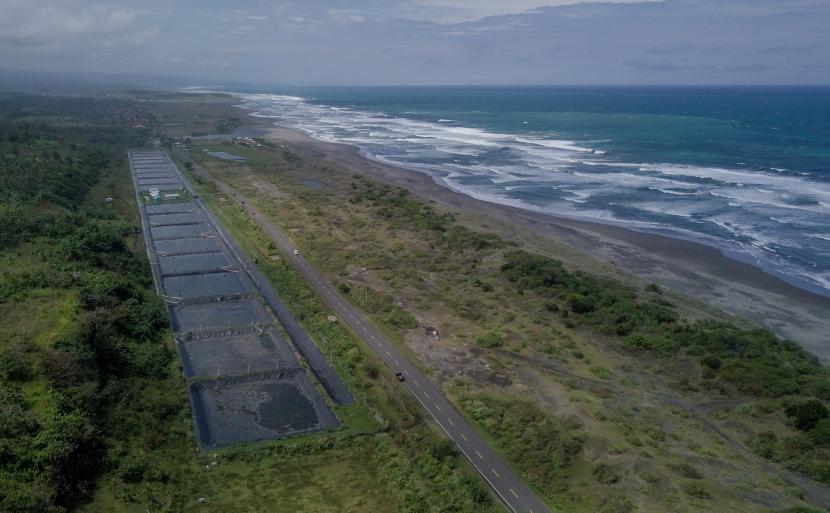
[187, 171, 421, 435]
[174, 136, 830, 513]
[42, 134, 502, 513]
[0, 288, 76, 349]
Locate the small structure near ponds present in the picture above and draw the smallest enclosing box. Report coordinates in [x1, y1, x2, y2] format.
[203, 149, 247, 163]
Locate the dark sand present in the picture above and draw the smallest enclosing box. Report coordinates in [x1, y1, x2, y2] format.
[233, 119, 830, 361]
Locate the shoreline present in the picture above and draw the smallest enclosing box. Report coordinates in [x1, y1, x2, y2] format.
[230, 119, 830, 361]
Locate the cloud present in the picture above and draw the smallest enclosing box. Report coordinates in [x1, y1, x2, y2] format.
[758, 44, 823, 54]
[0, 0, 827, 86]
[714, 63, 770, 74]
[327, 9, 367, 24]
[624, 60, 679, 72]
[414, 0, 662, 22]
[648, 43, 693, 55]
[0, 0, 136, 45]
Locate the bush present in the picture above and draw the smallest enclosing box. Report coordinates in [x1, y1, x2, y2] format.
[385, 307, 418, 330]
[0, 344, 32, 381]
[750, 430, 779, 459]
[668, 462, 702, 479]
[684, 482, 711, 499]
[593, 462, 620, 484]
[809, 419, 830, 446]
[624, 334, 669, 352]
[362, 362, 380, 379]
[499, 251, 830, 399]
[590, 367, 612, 380]
[786, 399, 829, 431]
[428, 439, 458, 461]
[567, 293, 595, 314]
[118, 455, 146, 484]
[603, 497, 634, 513]
[475, 331, 504, 349]
[461, 395, 584, 496]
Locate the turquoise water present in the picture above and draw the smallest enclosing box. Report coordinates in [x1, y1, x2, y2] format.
[221, 86, 830, 295]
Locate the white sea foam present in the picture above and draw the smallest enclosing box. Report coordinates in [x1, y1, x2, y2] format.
[230, 91, 830, 294]
[513, 136, 594, 153]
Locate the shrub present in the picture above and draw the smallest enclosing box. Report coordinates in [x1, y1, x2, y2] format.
[750, 430, 779, 459]
[668, 462, 702, 479]
[786, 399, 829, 431]
[684, 482, 711, 499]
[593, 462, 620, 484]
[624, 334, 669, 352]
[363, 362, 380, 379]
[461, 395, 584, 496]
[385, 307, 418, 330]
[0, 344, 32, 381]
[428, 440, 458, 461]
[603, 497, 634, 513]
[118, 455, 146, 484]
[499, 251, 830, 399]
[809, 419, 830, 446]
[567, 293, 595, 314]
[591, 367, 612, 380]
[475, 331, 504, 349]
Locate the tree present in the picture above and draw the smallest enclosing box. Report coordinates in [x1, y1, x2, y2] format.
[786, 399, 829, 431]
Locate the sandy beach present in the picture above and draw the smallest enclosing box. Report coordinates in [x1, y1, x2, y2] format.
[232, 116, 830, 361]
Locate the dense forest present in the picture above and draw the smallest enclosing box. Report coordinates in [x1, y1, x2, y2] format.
[0, 96, 171, 512]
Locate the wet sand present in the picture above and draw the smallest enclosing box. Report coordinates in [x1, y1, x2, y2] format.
[235, 120, 830, 361]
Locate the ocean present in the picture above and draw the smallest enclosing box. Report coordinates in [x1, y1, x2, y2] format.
[219, 86, 830, 297]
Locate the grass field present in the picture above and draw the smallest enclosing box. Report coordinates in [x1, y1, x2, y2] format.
[172, 135, 830, 513]
[5, 91, 823, 513]
[1, 94, 502, 513]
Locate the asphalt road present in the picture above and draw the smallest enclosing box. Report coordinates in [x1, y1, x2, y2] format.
[183, 157, 552, 513]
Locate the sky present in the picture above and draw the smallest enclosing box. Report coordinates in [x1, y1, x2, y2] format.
[0, 0, 828, 86]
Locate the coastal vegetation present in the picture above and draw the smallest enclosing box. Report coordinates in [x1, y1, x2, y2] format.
[0, 99, 170, 512]
[498, 249, 829, 399]
[0, 94, 502, 513]
[180, 125, 830, 513]
[4, 90, 829, 513]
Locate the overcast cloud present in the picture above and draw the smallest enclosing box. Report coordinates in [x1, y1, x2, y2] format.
[0, 0, 827, 85]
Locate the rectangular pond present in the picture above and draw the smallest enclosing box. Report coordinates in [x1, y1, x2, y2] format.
[162, 272, 245, 299]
